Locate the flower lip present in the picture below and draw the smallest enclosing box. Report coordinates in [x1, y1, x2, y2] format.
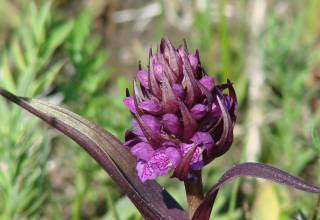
[136, 147, 181, 182]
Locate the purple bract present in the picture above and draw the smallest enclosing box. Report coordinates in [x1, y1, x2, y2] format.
[124, 38, 237, 182]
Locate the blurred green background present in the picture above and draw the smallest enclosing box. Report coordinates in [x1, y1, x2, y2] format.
[0, 0, 320, 219]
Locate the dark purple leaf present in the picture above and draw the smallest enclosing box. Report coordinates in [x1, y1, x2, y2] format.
[192, 163, 320, 220]
[0, 89, 187, 220]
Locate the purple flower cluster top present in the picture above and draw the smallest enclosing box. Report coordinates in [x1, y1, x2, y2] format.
[124, 38, 237, 182]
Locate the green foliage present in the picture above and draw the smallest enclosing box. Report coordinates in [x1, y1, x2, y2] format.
[260, 3, 320, 218]
[3, 1, 72, 96]
[193, 0, 247, 106]
[312, 129, 320, 154]
[60, 9, 131, 139]
[0, 1, 72, 219]
[261, 8, 320, 173]
[63, 10, 109, 100]
[194, 0, 213, 69]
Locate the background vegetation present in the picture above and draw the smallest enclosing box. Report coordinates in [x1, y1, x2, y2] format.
[0, 0, 319, 219]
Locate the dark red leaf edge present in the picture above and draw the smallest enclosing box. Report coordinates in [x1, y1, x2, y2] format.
[192, 162, 320, 220]
[0, 89, 187, 220]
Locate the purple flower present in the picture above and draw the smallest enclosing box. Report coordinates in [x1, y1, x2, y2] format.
[124, 38, 237, 182]
[136, 147, 181, 182]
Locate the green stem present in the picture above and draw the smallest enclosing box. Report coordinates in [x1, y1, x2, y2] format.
[310, 194, 320, 220]
[184, 170, 204, 219]
[106, 188, 120, 220]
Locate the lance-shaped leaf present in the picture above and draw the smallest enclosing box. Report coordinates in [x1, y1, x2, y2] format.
[192, 162, 320, 220]
[0, 88, 187, 220]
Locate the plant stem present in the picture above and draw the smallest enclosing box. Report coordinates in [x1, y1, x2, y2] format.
[310, 194, 320, 220]
[184, 170, 204, 219]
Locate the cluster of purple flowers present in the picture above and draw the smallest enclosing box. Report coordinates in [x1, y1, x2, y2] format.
[124, 38, 237, 182]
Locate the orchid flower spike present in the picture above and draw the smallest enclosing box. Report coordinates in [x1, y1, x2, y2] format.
[124, 38, 237, 182]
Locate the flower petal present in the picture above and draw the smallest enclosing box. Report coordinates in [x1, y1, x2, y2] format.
[123, 96, 137, 113]
[180, 143, 204, 170]
[139, 100, 162, 114]
[149, 149, 174, 177]
[131, 142, 155, 161]
[200, 76, 215, 91]
[191, 132, 214, 154]
[211, 102, 221, 118]
[172, 83, 185, 100]
[154, 63, 165, 82]
[136, 160, 157, 182]
[190, 104, 207, 120]
[132, 120, 144, 136]
[137, 70, 149, 89]
[188, 54, 199, 70]
[141, 115, 161, 133]
[165, 147, 182, 167]
[162, 113, 182, 136]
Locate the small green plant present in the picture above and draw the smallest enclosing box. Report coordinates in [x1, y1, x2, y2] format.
[0, 1, 72, 219]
